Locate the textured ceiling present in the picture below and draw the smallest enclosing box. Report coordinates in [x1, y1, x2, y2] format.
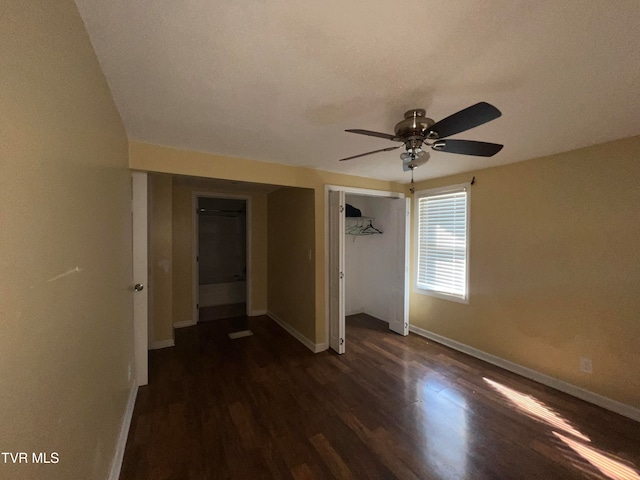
[75, 1, 640, 183]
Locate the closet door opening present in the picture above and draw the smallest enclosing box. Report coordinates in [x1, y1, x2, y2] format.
[327, 187, 409, 354]
[195, 195, 249, 322]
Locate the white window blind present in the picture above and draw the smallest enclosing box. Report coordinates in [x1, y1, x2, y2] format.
[416, 186, 469, 301]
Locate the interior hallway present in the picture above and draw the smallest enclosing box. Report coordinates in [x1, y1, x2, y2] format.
[120, 314, 640, 479]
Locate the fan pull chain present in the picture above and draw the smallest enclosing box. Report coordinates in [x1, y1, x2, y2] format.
[410, 168, 415, 194]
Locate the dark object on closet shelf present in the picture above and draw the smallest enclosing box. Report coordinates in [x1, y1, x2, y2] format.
[345, 204, 362, 217]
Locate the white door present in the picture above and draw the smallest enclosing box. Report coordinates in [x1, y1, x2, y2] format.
[389, 197, 410, 336]
[132, 172, 148, 386]
[329, 190, 345, 353]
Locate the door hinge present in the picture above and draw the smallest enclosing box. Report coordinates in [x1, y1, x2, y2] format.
[197, 303, 199, 309]
[339, 272, 344, 279]
[339, 205, 344, 213]
[405, 322, 408, 329]
[340, 338, 344, 345]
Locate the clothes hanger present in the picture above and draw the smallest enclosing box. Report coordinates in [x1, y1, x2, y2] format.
[360, 219, 382, 234]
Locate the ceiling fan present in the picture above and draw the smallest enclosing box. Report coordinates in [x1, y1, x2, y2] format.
[339, 102, 503, 172]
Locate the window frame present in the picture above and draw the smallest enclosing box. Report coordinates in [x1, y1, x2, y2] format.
[413, 182, 471, 304]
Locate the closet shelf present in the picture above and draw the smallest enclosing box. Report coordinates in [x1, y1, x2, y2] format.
[346, 216, 374, 221]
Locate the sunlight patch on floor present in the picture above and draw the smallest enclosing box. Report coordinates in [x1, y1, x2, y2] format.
[554, 432, 640, 480]
[483, 377, 590, 442]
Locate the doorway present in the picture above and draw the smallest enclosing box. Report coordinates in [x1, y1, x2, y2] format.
[327, 187, 409, 354]
[194, 194, 250, 322]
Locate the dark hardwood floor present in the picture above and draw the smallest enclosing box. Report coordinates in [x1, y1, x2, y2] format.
[120, 314, 640, 479]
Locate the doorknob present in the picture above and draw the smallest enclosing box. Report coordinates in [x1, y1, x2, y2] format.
[134, 283, 144, 292]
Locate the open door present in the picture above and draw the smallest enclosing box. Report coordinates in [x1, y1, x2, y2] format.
[329, 190, 345, 353]
[389, 197, 410, 336]
[132, 172, 148, 386]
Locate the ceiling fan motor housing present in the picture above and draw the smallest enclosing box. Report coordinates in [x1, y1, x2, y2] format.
[394, 109, 436, 141]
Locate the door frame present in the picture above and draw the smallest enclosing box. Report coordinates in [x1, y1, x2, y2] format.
[328, 190, 346, 353]
[132, 171, 148, 386]
[192, 191, 252, 323]
[324, 185, 407, 350]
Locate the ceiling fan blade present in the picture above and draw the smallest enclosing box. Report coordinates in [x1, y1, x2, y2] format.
[345, 129, 400, 141]
[431, 139, 503, 157]
[429, 102, 501, 139]
[339, 145, 401, 161]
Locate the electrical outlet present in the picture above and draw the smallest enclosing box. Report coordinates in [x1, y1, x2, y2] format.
[580, 356, 593, 374]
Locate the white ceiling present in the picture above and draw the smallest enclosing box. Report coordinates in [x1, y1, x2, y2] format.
[75, 1, 640, 183]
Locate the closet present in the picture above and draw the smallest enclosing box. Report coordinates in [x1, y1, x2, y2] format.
[328, 189, 409, 354]
[344, 194, 398, 322]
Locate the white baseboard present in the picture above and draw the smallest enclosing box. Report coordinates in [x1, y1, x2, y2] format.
[150, 339, 175, 350]
[345, 309, 390, 324]
[173, 320, 197, 329]
[363, 309, 389, 324]
[249, 309, 267, 316]
[345, 309, 389, 324]
[108, 381, 138, 480]
[267, 311, 325, 353]
[409, 325, 640, 423]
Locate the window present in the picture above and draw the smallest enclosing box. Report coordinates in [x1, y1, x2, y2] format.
[415, 183, 470, 303]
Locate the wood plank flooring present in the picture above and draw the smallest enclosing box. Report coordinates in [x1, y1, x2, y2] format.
[120, 314, 640, 479]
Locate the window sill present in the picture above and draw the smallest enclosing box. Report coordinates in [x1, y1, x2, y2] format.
[413, 287, 469, 305]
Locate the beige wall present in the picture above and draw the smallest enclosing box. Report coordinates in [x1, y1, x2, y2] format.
[170, 181, 269, 331]
[1, 2, 133, 479]
[267, 188, 317, 341]
[130, 141, 404, 342]
[408, 135, 640, 409]
[149, 174, 174, 344]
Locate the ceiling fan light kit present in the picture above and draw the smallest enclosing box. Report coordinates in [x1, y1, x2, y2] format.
[340, 102, 504, 174]
[402, 153, 429, 172]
